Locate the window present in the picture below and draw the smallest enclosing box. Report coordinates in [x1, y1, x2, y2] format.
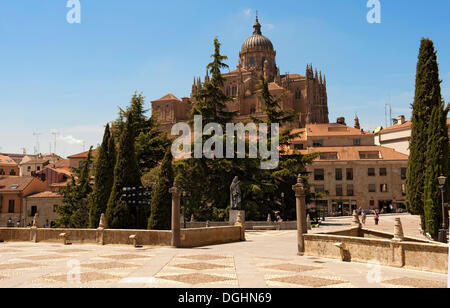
[31, 206, 38, 217]
[27, 166, 31, 171]
[369, 184, 376, 193]
[346, 168, 353, 181]
[8, 200, 15, 213]
[9, 170, 16, 176]
[0, 169, 4, 175]
[37, 166, 40, 171]
[295, 89, 302, 100]
[353, 139, 361, 146]
[401, 168, 407, 180]
[314, 169, 325, 181]
[313, 140, 323, 147]
[368, 168, 375, 176]
[380, 184, 388, 193]
[335, 169, 343, 181]
[250, 107, 256, 114]
[294, 144, 304, 150]
[315, 185, 325, 193]
[249, 57, 255, 67]
[336, 185, 343, 196]
[359, 151, 380, 159]
[380, 168, 387, 176]
[370, 200, 375, 207]
[347, 184, 354, 196]
[320, 152, 338, 160]
[401, 184, 407, 196]
[232, 86, 237, 96]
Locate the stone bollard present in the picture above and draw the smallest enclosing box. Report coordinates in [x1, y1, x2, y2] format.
[30, 213, 39, 243]
[292, 174, 307, 256]
[206, 221, 210, 228]
[170, 180, 182, 248]
[393, 218, 405, 241]
[129, 235, 138, 248]
[96, 213, 106, 245]
[267, 214, 272, 223]
[352, 210, 361, 228]
[307, 214, 312, 231]
[234, 211, 246, 241]
[59, 233, 69, 245]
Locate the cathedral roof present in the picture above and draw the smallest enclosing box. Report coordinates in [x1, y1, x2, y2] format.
[153, 93, 181, 102]
[241, 17, 274, 52]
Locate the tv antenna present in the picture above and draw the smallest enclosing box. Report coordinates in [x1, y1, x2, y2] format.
[51, 130, 59, 155]
[33, 132, 43, 154]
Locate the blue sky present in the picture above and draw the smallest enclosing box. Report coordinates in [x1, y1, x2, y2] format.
[0, 0, 449, 157]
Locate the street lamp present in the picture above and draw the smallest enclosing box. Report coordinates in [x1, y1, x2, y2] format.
[438, 175, 447, 243]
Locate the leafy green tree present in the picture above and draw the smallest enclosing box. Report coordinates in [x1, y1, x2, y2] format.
[407, 38, 443, 228]
[55, 147, 93, 228]
[106, 112, 142, 229]
[88, 124, 116, 228]
[423, 103, 449, 239]
[148, 150, 174, 230]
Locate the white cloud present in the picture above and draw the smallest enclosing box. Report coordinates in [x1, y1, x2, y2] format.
[266, 23, 275, 30]
[243, 9, 252, 16]
[57, 135, 84, 145]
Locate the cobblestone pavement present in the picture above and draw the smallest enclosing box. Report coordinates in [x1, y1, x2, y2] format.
[0, 215, 448, 288]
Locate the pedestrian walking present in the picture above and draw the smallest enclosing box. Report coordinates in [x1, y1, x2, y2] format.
[374, 211, 380, 225]
[361, 210, 367, 225]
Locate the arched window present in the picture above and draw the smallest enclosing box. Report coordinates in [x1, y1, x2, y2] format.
[250, 107, 256, 114]
[249, 57, 255, 67]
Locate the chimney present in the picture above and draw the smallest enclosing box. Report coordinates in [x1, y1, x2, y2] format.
[396, 115, 406, 125]
[337, 117, 346, 126]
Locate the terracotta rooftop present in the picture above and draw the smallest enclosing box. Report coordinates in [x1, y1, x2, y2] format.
[0, 155, 18, 166]
[26, 191, 62, 199]
[377, 118, 449, 135]
[67, 149, 97, 159]
[0, 176, 35, 192]
[268, 82, 286, 92]
[300, 146, 408, 162]
[285, 73, 305, 79]
[306, 123, 372, 137]
[153, 93, 181, 102]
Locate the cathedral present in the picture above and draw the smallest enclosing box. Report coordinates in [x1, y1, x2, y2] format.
[152, 16, 330, 131]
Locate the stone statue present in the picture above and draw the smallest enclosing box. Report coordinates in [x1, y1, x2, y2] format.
[230, 176, 242, 210]
[32, 213, 39, 228]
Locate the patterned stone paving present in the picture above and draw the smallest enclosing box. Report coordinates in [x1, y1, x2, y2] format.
[82, 261, 140, 270]
[269, 275, 348, 288]
[18, 255, 70, 261]
[172, 262, 232, 271]
[99, 254, 152, 260]
[0, 262, 46, 270]
[0, 249, 22, 253]
[51, 249, 90, 253]
[262, 263, 322, 273]
[158, 273, 234, 285]
[179, 255, 228, 261]
[40, 272, 121, 283]
[382, 277, 447, 289]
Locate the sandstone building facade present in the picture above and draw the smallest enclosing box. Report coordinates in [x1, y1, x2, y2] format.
[152, 17, 329, 131]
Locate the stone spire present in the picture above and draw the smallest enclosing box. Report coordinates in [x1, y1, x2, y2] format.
[354, 114, 361, 130]
[253, 12, 262, 35]
[205, 68, 210, 83]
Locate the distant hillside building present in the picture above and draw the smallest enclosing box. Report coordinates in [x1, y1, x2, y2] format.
[152, 17, 329, 131]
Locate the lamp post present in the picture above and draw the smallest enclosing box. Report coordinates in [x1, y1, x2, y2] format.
[438, 175, 447, 243]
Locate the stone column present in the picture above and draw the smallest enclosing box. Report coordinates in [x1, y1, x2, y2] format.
[170, 180, 182, 248]
[96, 213, 106, 245]
[292, 174, 307, 255]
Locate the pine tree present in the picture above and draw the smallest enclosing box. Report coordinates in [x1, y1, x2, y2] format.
[55, 147, 93, 228]
[190, 37, 236, 127]
[148, 149, 174, 230]
[407, 38, 443, 228]
[423, 103, 449, 239]
[88, 124, 116, 228]
[106, 112, 142, 229]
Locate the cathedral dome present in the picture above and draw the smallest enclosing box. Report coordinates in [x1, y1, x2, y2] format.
[241, 18, 274, 52]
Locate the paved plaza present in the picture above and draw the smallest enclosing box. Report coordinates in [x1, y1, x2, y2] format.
[0, 214, 448, 288]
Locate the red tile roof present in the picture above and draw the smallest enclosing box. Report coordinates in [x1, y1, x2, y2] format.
[67, 149, 97, 159]
[0, 155, 18, 166]
[301, 146, 408, 162]
[26, 191, 62, 199]
[0, 176, 35, 192]
[306, 123, 372, 137]
[153, 93, 181, 102]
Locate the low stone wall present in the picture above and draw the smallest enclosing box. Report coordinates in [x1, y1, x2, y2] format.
[304, 232, 448, 274]
[0, 226, 241, 248]
[184, 221, 297, 230]
[181, 226, 242, 248]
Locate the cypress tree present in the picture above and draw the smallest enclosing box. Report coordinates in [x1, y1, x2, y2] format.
[423, 103, 449, 239]
[407, 38, 443, 228]
[106, 112, 142, 229]
[88, 124, 116, 228]
[148, 149, 174, 230]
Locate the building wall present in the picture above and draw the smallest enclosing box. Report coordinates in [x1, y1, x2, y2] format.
[0, 165, 19, 176]
[307, 160, 408, 215]
[23, 196, 62, 227]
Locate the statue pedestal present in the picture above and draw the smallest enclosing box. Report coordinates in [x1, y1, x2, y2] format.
[229, 210, 245, 225]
